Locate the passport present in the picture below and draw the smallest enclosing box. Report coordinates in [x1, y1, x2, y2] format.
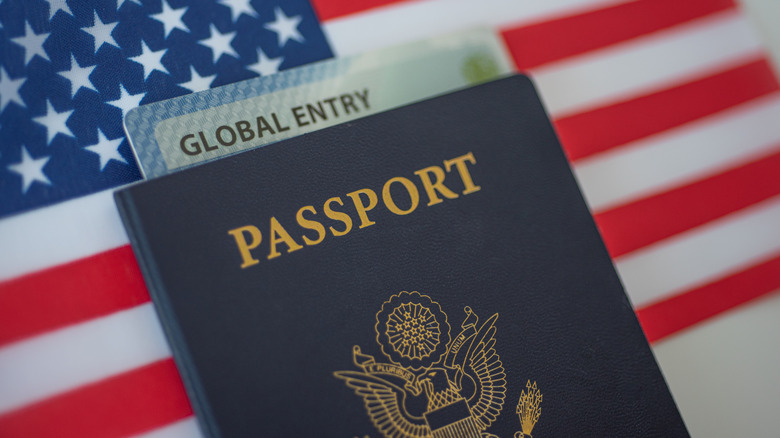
[115, 75, 689, 437]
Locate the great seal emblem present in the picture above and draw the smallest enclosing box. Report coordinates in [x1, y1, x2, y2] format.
[335, 290, 543, 438]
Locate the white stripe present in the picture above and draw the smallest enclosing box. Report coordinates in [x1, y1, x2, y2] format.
[323, 0, 630, 57]
[131, 417, 202, 438]
[616, 195, 780, 307]
[0, 188, 129, 281]
[0, 303, 170, 414]
[652, 289, 780, 437]
[574, 94, 780, 213]
[532, 10, 765, 118]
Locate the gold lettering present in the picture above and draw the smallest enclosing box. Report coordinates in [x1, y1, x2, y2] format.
[228, 152, 482, 267]
[296, 205, 326, 246]
[227, 225, 262, 268]
[414, 165, 458, 206]
[267, 217, 303, 260]
[323, 196, 353, 237]
[382, 177, 419, 215]
[444, 152, 481, 195]
[346, 188, 378, 229]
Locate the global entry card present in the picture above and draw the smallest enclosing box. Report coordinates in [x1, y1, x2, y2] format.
[124, 29, 513, 178]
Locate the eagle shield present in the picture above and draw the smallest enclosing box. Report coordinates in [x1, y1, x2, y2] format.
[334, 291, 506, 438]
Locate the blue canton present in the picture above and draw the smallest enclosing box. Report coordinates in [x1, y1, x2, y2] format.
[0, 0, 333, 218]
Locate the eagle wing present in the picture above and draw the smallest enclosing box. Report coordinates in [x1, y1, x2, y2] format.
[334, 371, 431, 438]
[466, 315, 506, 430]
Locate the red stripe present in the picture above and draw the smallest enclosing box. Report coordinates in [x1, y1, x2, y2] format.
[0, 359, 192, 438]
[310, 0, 412, 21]
[555, 58, 779, 162]
[637, 253, 780, 343]
[595, 148, 780, 259]
[0, 245, 149, 347]
[502, 0, 735, 71]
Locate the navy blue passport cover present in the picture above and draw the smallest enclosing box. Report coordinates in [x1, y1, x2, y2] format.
[115, 75, 689, 438]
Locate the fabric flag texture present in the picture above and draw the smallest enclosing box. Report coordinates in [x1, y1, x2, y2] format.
[1, 0, 779, 437]
[0, 0, 332, 216]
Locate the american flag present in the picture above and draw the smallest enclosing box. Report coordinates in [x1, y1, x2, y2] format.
[0, 0, 332, 215]
[1, 0, 779, 436]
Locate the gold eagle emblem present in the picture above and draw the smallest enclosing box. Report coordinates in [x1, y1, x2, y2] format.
[335, 291, 511, 438]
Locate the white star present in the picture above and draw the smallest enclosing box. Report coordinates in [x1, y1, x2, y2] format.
[219, 0, 257, 23]
[84, 11, 119, 52]
[0, 68, 26, 111]
[152, 0, 188, 38]
[8, 146, 51, 194]
[117, 0, 142, 9]
[264, 7, 303, 47]
[131, 41, 168, 80]
[247, 48, 282, 77]
[59, 54, 97, 96]
[199, 24, 238, 63]
[12, 22, 50, 65]
[108, 85, 145, 116]
[48, 0, 73, 20]
[33, 100, 74, 145]
[179, 66, 216, 93]
[84, 130, 127, 171]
